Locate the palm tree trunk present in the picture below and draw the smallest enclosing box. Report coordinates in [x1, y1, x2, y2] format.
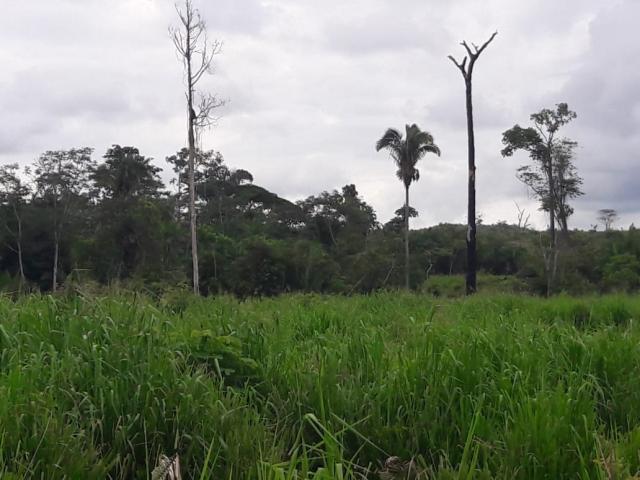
[404, 184, 410, 290]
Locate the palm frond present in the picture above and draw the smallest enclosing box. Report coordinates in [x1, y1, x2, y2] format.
[379, 124, 440, 188]
[376, 128, 403, 152]
[416, 143, 441, 158]
[405, 125, 440, 156]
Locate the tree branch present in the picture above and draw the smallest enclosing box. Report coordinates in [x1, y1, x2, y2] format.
[461, 40, 474, 59]
[448, 31, 497, 78]
[475, 31, 498, 57]
[447, 55, 467, 76]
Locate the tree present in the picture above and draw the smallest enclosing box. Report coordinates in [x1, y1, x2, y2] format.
[552, 141, 583, 233]
[171, 0, 224, 294]
[299, 185, 377, 252]
[0, 164, 31, 288]
[598, 209, 618, 231]
[448, 31, 498, 295]
[376, 124, 440, 289]
[603, 253, 640, 292]
[501, 103, 578, 295]
[92, 145, 163, 200]
[383, 206, 418, 234]
[514, 139, 583, 235]
[515, 202, 531, 230]
[33, 148, 94, 292]
[90, 146, 169, 282]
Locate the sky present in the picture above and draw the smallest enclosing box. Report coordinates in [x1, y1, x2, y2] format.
[0, 0, 638, 230]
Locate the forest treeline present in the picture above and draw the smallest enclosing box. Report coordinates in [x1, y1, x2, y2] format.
[0, 144, 636, 297]
[0, 5, 630, 298]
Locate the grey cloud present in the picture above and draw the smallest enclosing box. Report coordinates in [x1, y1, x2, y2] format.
[0, 0, 638, 230]
[199, 0, 272, 34]
[549, 0, 640, 226]
[320, 2, 449, 56]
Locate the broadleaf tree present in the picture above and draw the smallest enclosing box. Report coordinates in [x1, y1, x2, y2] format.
[501, 103, 579, 295]
[32, 148, 94, 292]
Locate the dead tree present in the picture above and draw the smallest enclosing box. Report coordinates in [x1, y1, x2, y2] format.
[515, 202, 531, 230]
[171, 0, 224, 294]
[448, 31, 497, 295]
[597, 209, 618, 231]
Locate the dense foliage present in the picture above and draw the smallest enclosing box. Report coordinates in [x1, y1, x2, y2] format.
[0, 145, 635, 296]
[2, 293, 640, 478]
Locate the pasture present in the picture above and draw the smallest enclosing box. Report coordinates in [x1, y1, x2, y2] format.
[1, 293, 640, 479]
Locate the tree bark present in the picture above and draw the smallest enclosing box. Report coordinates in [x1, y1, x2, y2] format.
[53, 162, 60, 293]
[448, 31, 496, 296]
[52, 230, 59, 292]
[186, 27, 200, 295]
[404, 184, 410, 290]
[464, 78, 477, 295]
[10, 204, 26, 290]
[16, 217, 25, 290]
[546, 147, 556, 297]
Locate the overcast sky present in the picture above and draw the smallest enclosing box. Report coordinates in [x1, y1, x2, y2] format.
[0, 0, 637, 229]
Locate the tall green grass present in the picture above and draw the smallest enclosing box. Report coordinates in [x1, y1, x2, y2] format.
[2, 292, 640, 478]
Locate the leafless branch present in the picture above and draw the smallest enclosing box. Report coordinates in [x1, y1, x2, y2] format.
[515, 202, 531, 230]
[461, 40, 474, 59]
[448, 31, 498, 79]
[194, 92, 226, 128]
[475, 31, 498, 57]
[447, 55, 467, 75]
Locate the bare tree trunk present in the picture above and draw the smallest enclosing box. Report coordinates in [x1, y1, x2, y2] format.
[218, 191, 224, 233]
[304, 244, 313, 290]
[186, 24, 199, 295]
[52, 230, 59, 292]
[546, 152, 556, 297]
[53, 168, 59, 293]
[16, 218, 25, 289]
[326, 218, 338, 246]
[404, 183, 410, 290]
[172, 0, 224, 295]
[188, 116, 199, 295]
[464, 78, 477, 295]
[448, 31, 496, 296]
[11, 204, 26, 290]
[382, 259, 395, 287]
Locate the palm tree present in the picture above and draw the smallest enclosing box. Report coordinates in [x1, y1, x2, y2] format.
[376, 124, 440, 289]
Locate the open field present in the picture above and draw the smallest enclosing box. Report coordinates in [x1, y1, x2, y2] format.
[2, 293, 640, 479]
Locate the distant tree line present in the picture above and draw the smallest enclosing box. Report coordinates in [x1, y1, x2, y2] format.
[0, 143, 635, 297]
[0, 5, 628, 298]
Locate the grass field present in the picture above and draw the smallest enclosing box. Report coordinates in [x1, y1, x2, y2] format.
[2, 292, 640, 479]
